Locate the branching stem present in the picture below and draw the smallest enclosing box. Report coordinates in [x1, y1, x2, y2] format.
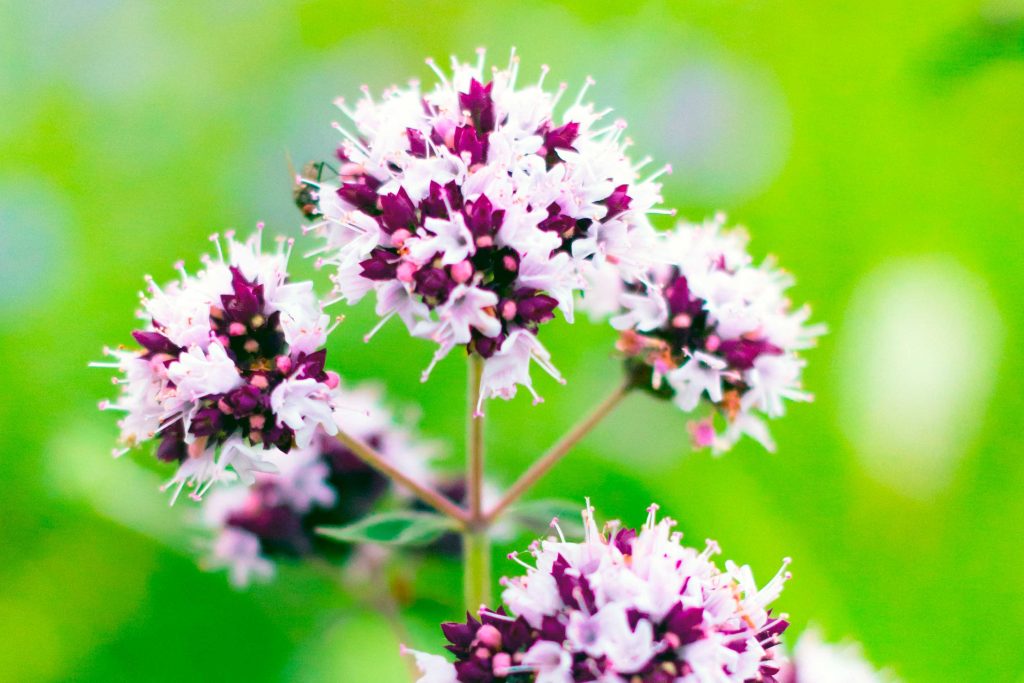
[485, 380, 631, 524]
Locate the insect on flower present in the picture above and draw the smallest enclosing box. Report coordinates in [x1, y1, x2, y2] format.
[298, 48, 672, 412]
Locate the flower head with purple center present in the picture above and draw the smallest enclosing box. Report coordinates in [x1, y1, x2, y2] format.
[406, 501, 790, 682]
[96, 229, 341, 502]
[583, 215, 825, 453]
[297, 49, 668, 412]
[202, 382, 439, 586]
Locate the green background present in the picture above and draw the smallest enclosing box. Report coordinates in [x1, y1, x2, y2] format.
[2, 0, 1022, 680]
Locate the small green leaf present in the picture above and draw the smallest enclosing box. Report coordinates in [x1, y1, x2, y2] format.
[316, 511, 458, 547]
[508, 499, 585, 535]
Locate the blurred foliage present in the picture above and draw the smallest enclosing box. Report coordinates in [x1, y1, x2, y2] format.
[1, 0, 1022, 680]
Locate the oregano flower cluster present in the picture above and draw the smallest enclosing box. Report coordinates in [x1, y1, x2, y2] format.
[97, 230, 340, 502]
[406, 503, 791, 683]
[586, 216, 825, 452]
[298, 50, 667, 410]
[90, 49, 896, 683]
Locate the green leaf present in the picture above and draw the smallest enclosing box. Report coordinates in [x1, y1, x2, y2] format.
[507, 499, 586, 536]
[316, 511, 458, 547]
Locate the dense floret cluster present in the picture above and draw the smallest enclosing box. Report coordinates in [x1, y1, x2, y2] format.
[408, 502, 790, 682]
[97, 230, 339, 502]
[298, 50, 667, 410]
[590, 216, 824, 452]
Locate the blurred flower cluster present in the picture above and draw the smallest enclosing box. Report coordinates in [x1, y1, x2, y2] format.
[201, 382, 437, 586]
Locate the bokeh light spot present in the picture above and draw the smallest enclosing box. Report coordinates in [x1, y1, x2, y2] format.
[837, 256, 1003, 498]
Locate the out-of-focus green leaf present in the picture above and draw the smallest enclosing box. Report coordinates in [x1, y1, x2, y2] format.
[317, 511, 458, 547]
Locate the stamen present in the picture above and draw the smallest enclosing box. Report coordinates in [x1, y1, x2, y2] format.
[425, 57, 449, 87]
[209, 233, 224, 262]
[537, 64, 550, 89]
[573, 76, 596, 108]
[331, 121, 370, 156]
[550, 516, 566, 543]
[363, 311, 395, 342]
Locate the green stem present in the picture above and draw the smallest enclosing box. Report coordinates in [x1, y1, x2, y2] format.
[463, 525, 492, 611]
[463, 355, 491, 610]
[467, 355, 485, 521]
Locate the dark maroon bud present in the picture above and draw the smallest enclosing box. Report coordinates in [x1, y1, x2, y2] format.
[718, 338, 783, 370]
[155, 422, 187, 462]
[453, 125, 488, 165]
[664, 602, 705, 644]
[225, 384, 262, 416]
[612, 527, 637, 555]
[514, 290, 558, 325]
[441, 618, 479, 652]
[337, 181, 379, 213]
[538, 615, 567, 643]
[380, 187, 417, 233]
[359, 249, 400, 281]
[665, 275, 704, 318]
[262, 422, 293, 453]
[334, 146, 350, 162]
[761, 616, 789, 641]
[221, 267, 264, 322]
[189, 406, 224, 438]
[544, 121, 579, 155]
[500, 617, 532, 652]
[454, 659, 492, 681]
[294, 348, 328, 381]
[405, 127, 427, 157]
[420, 180, 464, 219]
[131, 330, 180, 356]
[458, 79, 496, 133]
[413, 266, 454, 302]
[463, 194, 504, 238]
[472, 331, 505, 359]
[538, 211, 576, 236]
[602, 184, 632, 220]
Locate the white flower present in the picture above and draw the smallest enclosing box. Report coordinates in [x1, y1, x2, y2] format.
[610, 288, 668, 333]
[476, 330, 565, 410]
[166, 342, 243, 402]
[522, 640, 573, 683]
[743, 354, 811, 418]
[433, 285, 502, 344]
[407, 216, 476, 265]
[666, 352, 728, 412]
[270, 377, 338, 449]
[405, 648, 458, 683]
